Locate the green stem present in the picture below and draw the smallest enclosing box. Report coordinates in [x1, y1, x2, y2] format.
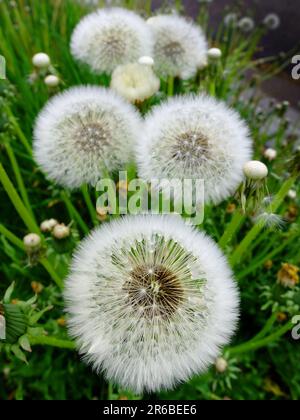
[228, 321, 293, 356]
[28, 335, 75, 350]
[61, 191, 89, 235]
[230, 176, 296, 267]
[145, 0, 152, 15]
[0, 163, 39, 233]
[40, 258, 63, 289]
[0, 224, 25, 250]
[81, 184, 98, 225]
[5, 141, 35, 221]
[167, 76, 174, 96]
[219, 210, 246, 250]
[3, 104, 32, 156]
[249, 313, 278, 343]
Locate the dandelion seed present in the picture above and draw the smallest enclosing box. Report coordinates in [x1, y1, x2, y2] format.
[71, 8, 153, 74]
[147, 15, 208, 79]
[137, 95, 252, 204]
[65, 215, 239, 393]
[255, 212, 284, 230]
[110, 62, 160, 103]
[33, 86, 141, 189]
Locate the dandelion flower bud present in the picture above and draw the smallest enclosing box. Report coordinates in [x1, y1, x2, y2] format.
[263, 13, 281, 30]
[137, 95, 252, 204]
[215, 357, 228, 373]
[263, 148, 277, 161]
[32, 53, 51, 69]
[44, 75, 60, 87]
[40, 219, 58, 233]
[52, 224, 71, 240]
[71, 8, 153, 74]
[138, 56, 154, 66]
[65, 215, 239, 393]
[238, 17, 255, 33]
[23, 233, 41, 252]
[147, 14, 208, 79]
[34, 86, 141, 189]
[208, 48, 222, 61]
[288, 190, 297, 200]
[243, 161, 268, 180]
[111, 62, 160, 103]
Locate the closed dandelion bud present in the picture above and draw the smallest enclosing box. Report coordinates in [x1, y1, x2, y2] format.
[263, 148, 277, 161]
[208, 48, 222, 61]
[23, 233, 42, 252]
[52, 224, 70, 240]
[0, 303, 27, 344]
[65, 215, 239, 393]
[40, 218, 58, 233]
[44, 75, 60, 87]
[243, 161, 268, 180]
[32, 52, 51, 69]
[215, 357, 228, 373]
[288, 190, 297, 200]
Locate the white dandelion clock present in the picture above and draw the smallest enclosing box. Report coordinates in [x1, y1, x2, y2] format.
[263, 13, 281, 30]
[147, 15, 208, 79]
[64, 215, 239, 393]
[71, 8, 153, 74]
[111, 62, 160, 103]
[137, 95, 252, 204]
[34, 86, 141, 189]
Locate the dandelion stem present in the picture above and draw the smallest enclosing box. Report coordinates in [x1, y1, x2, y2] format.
[230, 176, 296, 267]
[228, 321, 293, 356]
[0, 163, 39, 234]
[0, 224, 25, 250]
[61, 191, 89, 235]
[219, 210, 246, 250]
[40, 258, 64, 289]
[81, 184, 98, 226]
[167, 76, 175, 96]
[28, 335, 76, 350]
[5, 141, 35, 221]
[145, 0, 152, 15]
[3, 104, 32, 156]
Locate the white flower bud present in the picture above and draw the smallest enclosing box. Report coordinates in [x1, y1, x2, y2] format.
[40, 219, 58, 233]
[23, 233, 42, 251]
[288, 190, 297, 200]
[215, 357, 228, 373]
[263, 148, 277, 161]
[44, 75, 60, 87]
[208, 48, 222, 61]
[243, 161, 268, 180]
[138, 56, 154, 67]
[52, 224, 70, 240]
[32, 53, 51, 68]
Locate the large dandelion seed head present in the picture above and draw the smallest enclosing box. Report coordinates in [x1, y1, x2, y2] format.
[137, 95, 252, 204]
[71, 8, 153, 74]
[147, 15, 208, 79]
[34, 86, 141, 189]
[65, 215, 239, 393]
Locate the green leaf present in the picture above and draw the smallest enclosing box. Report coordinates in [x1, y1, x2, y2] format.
[11, 344, 28, 364]
[19, 335, 32, 353]
[3, 281, 15, 304]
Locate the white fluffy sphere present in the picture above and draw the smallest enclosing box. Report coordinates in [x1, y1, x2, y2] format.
[137, 95, 252, 204]
[71, 8, 153, 74]
[44, 75, 60, 87]
[147, 14, 208, 79]
[34, 86, 142, 189]
[243, 161, 268, 180]
[208, 48, 222, 61]
[64, 215, 239, 394]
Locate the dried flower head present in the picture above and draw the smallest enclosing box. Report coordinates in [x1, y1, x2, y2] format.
[34, 86, 141, 189]
[147, 15, 208, 79]
[277, 263, 299, 288]
[71, 8, 153, 74]
[137, 95, 252, 204]
[40, 219, 58, 233]
[65, 215, 239, 393]
[110, 62, 160, 103]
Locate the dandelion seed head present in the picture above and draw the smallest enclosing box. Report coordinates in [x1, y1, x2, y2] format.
[238, 17, 255, 33]
[44, 75, 60, 88]
[147, 15, 208, 79]
[71, 8, 153, 74]
[64, 215, 239, 393]
[263, 13, 281, 30]
[137, 95, 252, 204]
[32, 52, 50, 68]
[110, 62, 160, 103]
[243, 161, 268, 180]
[34, 86, 141, 189]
